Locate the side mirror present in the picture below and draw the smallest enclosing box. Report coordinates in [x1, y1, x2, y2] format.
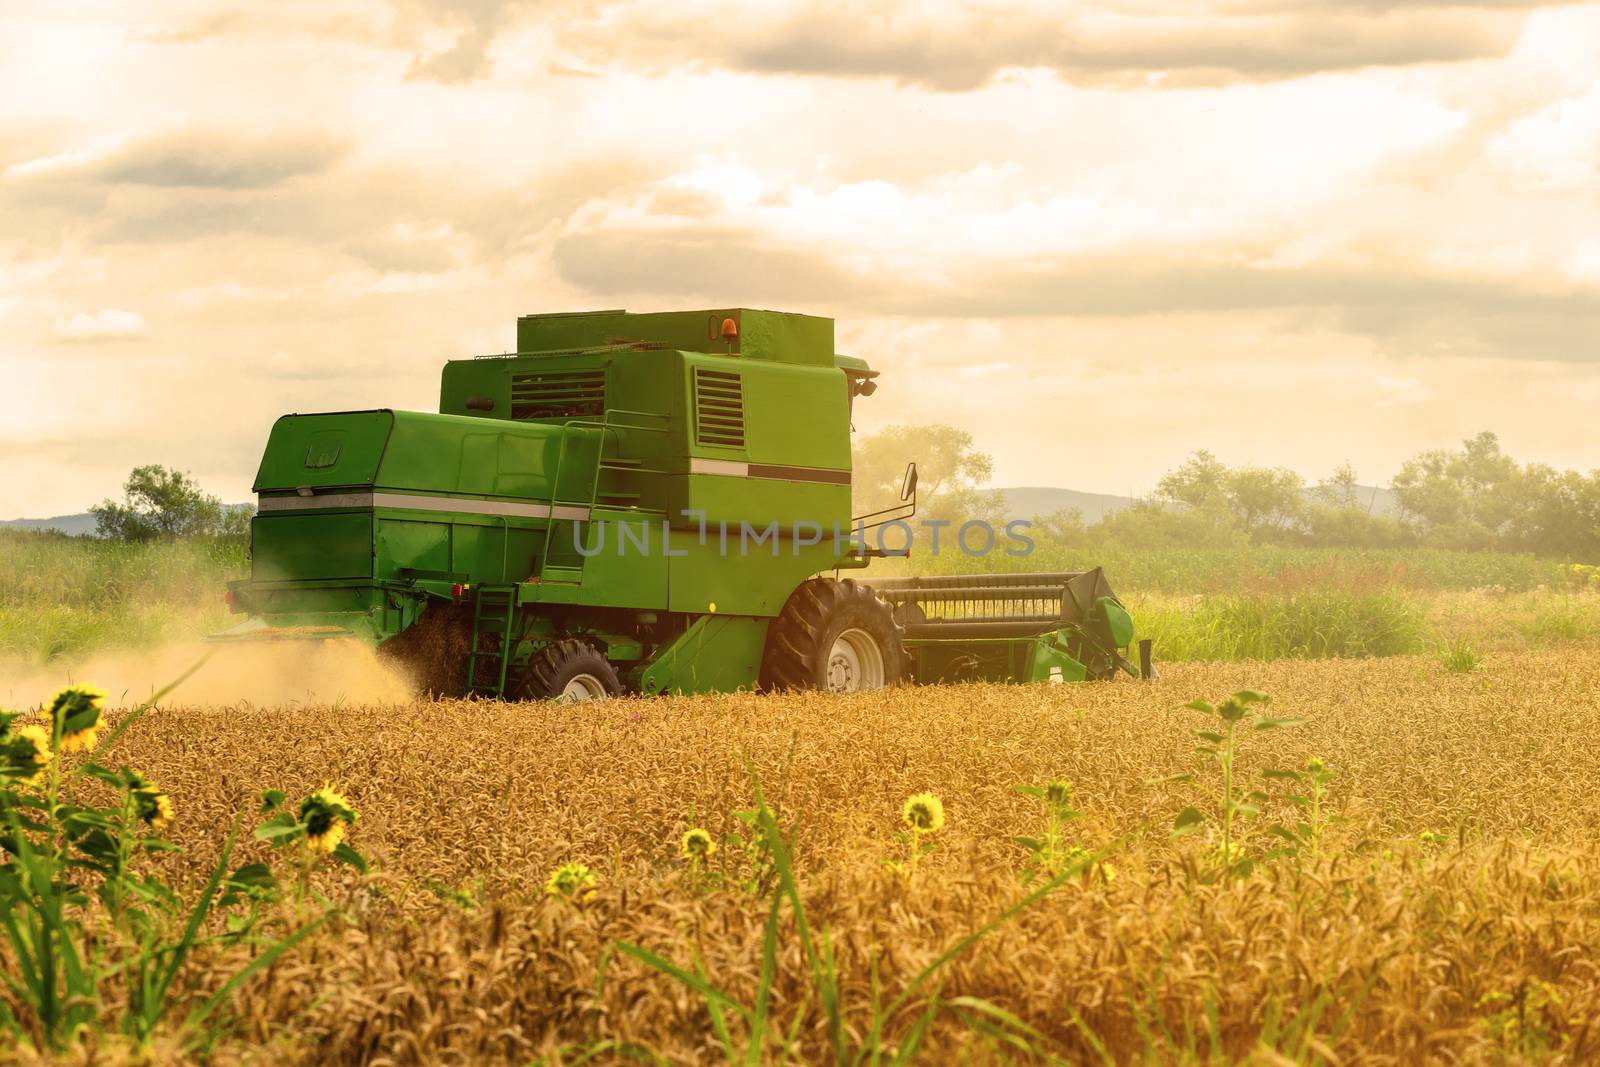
[900, 462, 918, 502]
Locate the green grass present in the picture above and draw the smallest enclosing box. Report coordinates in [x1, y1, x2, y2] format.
[1129, 590, 1429, 661]
[1437, 636, 1482, 673]
[0, 531, 245, 664]
[1, 529, 1596, 667]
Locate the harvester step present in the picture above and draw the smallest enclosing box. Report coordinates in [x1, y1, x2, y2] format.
[466, 584, 520, 697]
[539, 565, 585, 583]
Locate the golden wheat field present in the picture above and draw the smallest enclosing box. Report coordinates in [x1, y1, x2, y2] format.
[7, 648, 1598, 1066]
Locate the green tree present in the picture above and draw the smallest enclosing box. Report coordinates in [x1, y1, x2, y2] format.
[218, 504, 257, 540]
[1093, 501, 1246, 550]
[1505, 465, 1600, 559]
[1031, 507, 1087, 547]
[1155, 450, 1229, 511]
[1155, 451, 1303, 541]
[1312, 462, 1362, 510]
[1225, 466, 1305, 539]
[852, 424, 1004, 525]
[91, 465, 226, 542]
[1391, 432, 1520, 548]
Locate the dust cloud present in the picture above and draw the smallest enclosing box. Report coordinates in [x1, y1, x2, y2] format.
[0, 639, 418, 709]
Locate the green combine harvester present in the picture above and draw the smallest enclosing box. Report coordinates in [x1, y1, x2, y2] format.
[218, 308, 1150, 700]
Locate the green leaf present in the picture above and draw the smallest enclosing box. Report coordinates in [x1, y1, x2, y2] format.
[1011, 836, 1044, 852]
[1252, 716, 1303, 731]
[80, 763, 123, 786]
[331, 843, 368, 874]
[226, 863, 276, 891]
[1180, 700, 1216, 714]
[184, 912, 332, 1037]
[1235, 690, 1270, 705]
[253, 820, 303, 842]
[612, 940, 754, 1024]
[1171, 807, 1206, 836]
[258, 789, 286, 813]
[1194, 731, 1224, 744]
[1012, 785, 1044, 799]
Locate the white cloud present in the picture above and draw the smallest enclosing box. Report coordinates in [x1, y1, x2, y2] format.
[3, 0, 1600, 518]
[50, 308, 150, 342]
[1487, 85, 1600, 191]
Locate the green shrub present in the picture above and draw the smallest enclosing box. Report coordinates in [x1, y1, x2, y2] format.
[1132, 590, 1428, 661]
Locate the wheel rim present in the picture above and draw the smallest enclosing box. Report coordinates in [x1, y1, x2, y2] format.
[559, 674, 609, 702]
[826, 628, 886, 692]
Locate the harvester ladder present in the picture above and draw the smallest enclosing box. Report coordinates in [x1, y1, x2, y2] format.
[467, 584, 518, 698]
[537, 409, 671, 584]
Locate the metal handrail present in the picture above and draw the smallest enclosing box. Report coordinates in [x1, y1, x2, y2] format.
[537, 407, 671, 580]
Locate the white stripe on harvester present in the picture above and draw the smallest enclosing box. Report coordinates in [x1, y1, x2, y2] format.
[258, 492, 591, 522]
[688, 458, 750, 477]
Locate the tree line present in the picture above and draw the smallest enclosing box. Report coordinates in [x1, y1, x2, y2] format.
[88, 431, 1598, 560]
[91, 465, 253, 542]
[854, 427, 1600, 560]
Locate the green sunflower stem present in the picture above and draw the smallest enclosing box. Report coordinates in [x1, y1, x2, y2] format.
[298, 840, 313, 907]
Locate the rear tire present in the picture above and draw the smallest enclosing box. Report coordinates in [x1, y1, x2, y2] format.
[760, 578, 904, 692]
[517, 639, 622, 703]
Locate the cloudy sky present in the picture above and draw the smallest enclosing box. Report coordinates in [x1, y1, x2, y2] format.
[2, 0, 1598, 518]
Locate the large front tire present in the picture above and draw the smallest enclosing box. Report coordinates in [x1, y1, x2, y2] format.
[517, 639, 622, 703]
[760, 578, 905, 692]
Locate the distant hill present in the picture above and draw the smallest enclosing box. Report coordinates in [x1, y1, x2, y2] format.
[1000, 487, 1142, 523]
[0, 512, 99, 536]
[1, 504, 257, 538]
[1000, 484, 1399, 522]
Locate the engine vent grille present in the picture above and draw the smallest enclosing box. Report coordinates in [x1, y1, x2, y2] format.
[693, 368, 745, 448]
[510, 369, 606, 420]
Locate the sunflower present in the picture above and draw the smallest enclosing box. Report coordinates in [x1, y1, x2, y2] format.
[126, 770, 174, 831]
[1045, 780, 1074, 810]
[5, 723, 52, 787]
[147, 791, 175, 832]
[544, 861, 599, 902]
[902, 792, 945, 834]
[48, 684, 106, 753]
[298, 786, 358, 853]
[680, 828, 717, 861]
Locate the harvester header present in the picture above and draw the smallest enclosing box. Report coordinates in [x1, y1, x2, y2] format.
[218, 307, 1146, 699]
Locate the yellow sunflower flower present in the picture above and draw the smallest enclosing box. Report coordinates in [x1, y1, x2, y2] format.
[544, 861, 599, 902]
[902, 792, 946, 833]
[126, 771, 175, 832]
[7, 723, 52, 787]
[148, 792, 175, 831]
[49, 684, 106, 753]
[680, 828, 717, 861]
[298, 786, 358, 853]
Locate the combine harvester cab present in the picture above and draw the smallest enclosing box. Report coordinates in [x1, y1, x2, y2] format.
[217, 308, 1149, 699]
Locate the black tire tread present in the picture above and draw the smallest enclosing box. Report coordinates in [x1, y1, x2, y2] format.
[518, 638, 622, 701]
[759, 578, 905, 691]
